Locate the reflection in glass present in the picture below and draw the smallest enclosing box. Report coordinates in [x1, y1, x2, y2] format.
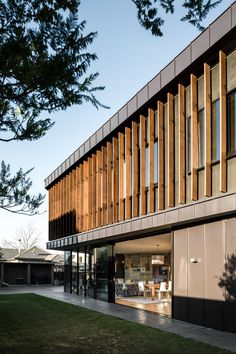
[154, 141, 158, 184]
[197, 109, 205, 167]
[145, 146, 149, 187]
[227, 91, 236, 154]
[212, 99, 220, 161]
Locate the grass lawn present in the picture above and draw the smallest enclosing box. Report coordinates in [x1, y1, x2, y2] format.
[0, 294, 232, 354]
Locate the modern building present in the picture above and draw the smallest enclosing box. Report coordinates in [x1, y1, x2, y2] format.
[45, 2, 236, 333]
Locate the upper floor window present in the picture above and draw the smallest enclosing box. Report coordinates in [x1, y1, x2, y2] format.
[211, 99, 220, 162]
[145, 146, 149, 187]
[154, 141, 158, 184]
[197, 109, 205, 167]
[197, 77, 205, 168]
[227, 91, 236, 155]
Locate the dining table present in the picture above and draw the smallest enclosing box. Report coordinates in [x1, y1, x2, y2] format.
[144, 283, 160, 301]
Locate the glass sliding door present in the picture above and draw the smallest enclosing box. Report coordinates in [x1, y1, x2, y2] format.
[87, 249, 96, 299]
[71, 250, 78, 294]
[94, 245, 115, 302]
[64, 251, 72, 293]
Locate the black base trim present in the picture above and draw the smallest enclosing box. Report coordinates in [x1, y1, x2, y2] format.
[172, 295, 236, 334]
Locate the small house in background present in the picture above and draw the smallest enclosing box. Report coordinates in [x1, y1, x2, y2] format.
[0, 246, 64, 286]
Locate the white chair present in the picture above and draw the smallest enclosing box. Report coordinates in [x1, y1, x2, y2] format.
[148, 280, 154, 285]
[138, 281, 151, 298]
[156, 281, 168, 300]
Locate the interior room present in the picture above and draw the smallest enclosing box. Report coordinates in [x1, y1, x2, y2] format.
[114, 233, 172, 317]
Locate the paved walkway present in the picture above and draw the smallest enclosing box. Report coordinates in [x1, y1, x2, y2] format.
[1, 285, 236, 353]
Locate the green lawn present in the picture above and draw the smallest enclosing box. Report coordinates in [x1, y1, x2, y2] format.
[0, 294, 232, 354]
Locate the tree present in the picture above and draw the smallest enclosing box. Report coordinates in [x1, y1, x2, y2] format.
[0, 0, 105, 215]
[132, 0, 223, 36]
[3, 222, 41, 250]
[0, 161, 44, 214]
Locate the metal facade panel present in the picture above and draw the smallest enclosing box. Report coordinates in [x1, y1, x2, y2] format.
[103, 120, 111, 136]
[84, 139, 90, 153]
[128, 96, 137, 116]
[232, 2, 236, 27]
[74, 148, 80, 161]
[79, 144, 85, 157]
[137, 86, 148, 109]
[118, 105, 128, 124]
[175, 46, 191, 76]
[110, 113, 119, 131]
[96, 127, 103, 143]
[161, 61, 175, 88]
[148, 74, 161, 99]
[61, 162, 66, 174]
[90, 133, 97, 149]
[191, 29, 210, 62]
[210, 9, 231, 46]
[65, 158, 70, 169]
[69, 153, 75, 166]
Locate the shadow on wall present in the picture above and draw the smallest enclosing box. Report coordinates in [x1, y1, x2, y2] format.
[49, 210, 77, 240]
[218, 253, 236, 301]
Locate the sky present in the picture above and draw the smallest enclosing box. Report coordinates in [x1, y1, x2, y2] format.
[0, 0, 234, 248]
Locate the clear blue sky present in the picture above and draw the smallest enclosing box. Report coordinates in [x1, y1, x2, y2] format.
[0, 0, 234, 247]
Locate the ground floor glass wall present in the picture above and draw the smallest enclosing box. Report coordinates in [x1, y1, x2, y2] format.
[64, 244, 115, 302]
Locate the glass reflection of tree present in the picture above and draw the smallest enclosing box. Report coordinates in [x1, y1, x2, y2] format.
[218, 254, 236, 301]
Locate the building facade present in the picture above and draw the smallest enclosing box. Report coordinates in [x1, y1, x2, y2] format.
[45, 3, 236, 333]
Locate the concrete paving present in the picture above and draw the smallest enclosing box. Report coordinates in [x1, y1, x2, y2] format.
[1, 285, 236, 353]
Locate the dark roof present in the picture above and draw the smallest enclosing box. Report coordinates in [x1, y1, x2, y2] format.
[15, 246, 51, 261]
[0, 248, 21, 261]
[0, 246, 64, 265]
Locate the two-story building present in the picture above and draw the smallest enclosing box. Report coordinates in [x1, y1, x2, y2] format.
[45, 2, 236, 333]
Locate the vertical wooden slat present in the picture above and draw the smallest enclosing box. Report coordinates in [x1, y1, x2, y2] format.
[178, 84, 186, 204]
[132, 121, 139, 217]
[48, 187, 52, 239]
[68, 172, 72, 234]
[125, 127, 131, 219]
[65, 175, 68, 235]
[57, 180, 61, 238]
[96, 150, 102, 227]
[140, 115, 146, 215]
[83, 161, 88, 231]
[88, 157, 92, 230]
[191, 74, 198, 201]
[79, 165, 84, 232]
[60, 178, 64, 237]
[107, 142, 113, 224]
[112, 138, 119, 223]
[102, 146, 107, 225]
[75, 166, 80, 233]
[72, 169, 76, 234]
[118, 132, 124, 221]
[219, 50, 227, 193]
[54, 183, 57, 237]
[167, 93, 174, 207]
[204, 63, 212, 197]
[149, 108, 155, 213]
[158, 101, 164, 210]
[92, 154, 96, 228]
